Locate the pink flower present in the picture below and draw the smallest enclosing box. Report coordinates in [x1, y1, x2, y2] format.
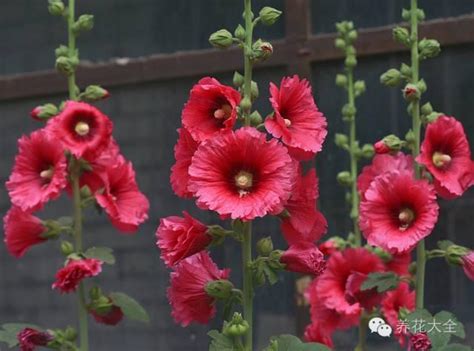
[381, 283, 415, 346]
[170, 128, 200, 198]
[409, 332, 432, 351]
[53, 258, 103, 293]
[265, 75, 327, 160]
[304, 322, 335, 349]
[360, 171, 439, 254]
[47, 101, 113, 160]
[156, 212, 212, 267]
[167, 251, 230, 326]
[417, 116, 474, 199]
[17, 328, 52, 351]
[319, 239, 338, 256]
[281, 167, 327, 244]
[182, 77, 241, 142]
[374, 140, 390, 154]
[188, 127, 296, 220]
[6, 129, 68, 212]
[357, 153, 413, 201]
[91, 305, 124, 326]
[281, 242, 326, 276]
[385, 252, 412, 276]
[3, 207, 47, 258]
[461, 251, 474, 281]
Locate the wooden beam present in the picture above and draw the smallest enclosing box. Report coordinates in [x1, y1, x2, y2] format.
[1, 14, 473, 101]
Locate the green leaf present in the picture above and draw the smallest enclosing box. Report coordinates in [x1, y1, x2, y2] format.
[263, 264, 279, 285]
[84, 247, 115, 265]
[438, 344, 473, 351]
[0, 323, 42, 348]
[109, 292, 149, 323]
[438, 240, 455, 250]
[266, 335, 331, 351]
[208, 330, 235, 351]
[361, 272, 400, 292]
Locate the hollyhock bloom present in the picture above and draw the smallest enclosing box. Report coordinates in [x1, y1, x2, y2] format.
[381, 283, 415, 346]
[461, 251, 474, 281]
[91, 305, 124, 326]
[3, 207, 47, 258]
[417, 116, 474, 199]
[360, 171, 439, 254]
[182, 77, 241, 142]
[188, 128, 296, 220]
[304, 322, 334, 349]
[281, 242, 326, 276]
[156, 211, 212, 267]
[53, 258, 103, 293]
[357, 153, 413, 201]
[47, 101, 113, 160]
[385, 253, 412, 276]
[17, 328, 52, 351]
[409, 332, 432, 351]
[280, 167, 327, 244]
[316, 248, 385, 317]
[170, 128, 200, 198]
[319, 239, 338, 256]
[6, 129, 68, 212]
[265, 75, 327, 160]
[167, 251, 230, 326]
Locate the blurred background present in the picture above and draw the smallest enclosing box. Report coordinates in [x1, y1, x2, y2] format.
[0, 0, 473, 350]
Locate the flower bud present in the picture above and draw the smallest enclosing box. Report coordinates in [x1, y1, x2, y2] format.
[249, 111, 263, 126]
[393, 27, 411, 47]
[281, 243, 326, 276]
[209, 29, 234, 49]
[402, 8, 411, 21]
[259, 7, 282, 26]
[417, 9, 426, 21]
[234, 24, 246, 41]
[374, 140, 390, 154]
[400, 63, 412, 79]
[30, 103, 58, 121]
[240, 97, 252, 112]
[419, 39, 441, 60]
[64, 327, 77, 341]
[335, 74, 347, 88]
[342, 104, 356, 119]
[233, 71, 244, 87]
[403, 84, 420, 101]
[461, 252, 474, 281]
[60, 241, 75, 256]
[416, 79, 427, 94]
[253, 41, 273, 61]
[347, 30, 358, 42]
[420, 102, 433, 116]
[55, 56, 77, 76]
[205, 279, 234, 300]
[361, 143, 375, 158]
[48, 0, 65, 16]
[345, 55, 357, 68]
[55, 45, 70, 58]
[72, 14, 94, 35]
[256, 237, 273, 256]
[354, 80, 366, 96]
[334, 38, 346, 50]
[337, 171, 353, 186]
[224, 313, 250, 337]
[334, 133, 349, 148]
[80, 85, 110, 102]
[251, 81, 259, 100]
[380, 68, 402, 87]
[383, 134, 404, 153]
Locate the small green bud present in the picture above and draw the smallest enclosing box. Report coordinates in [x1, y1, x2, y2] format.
[347, 30, 358, 42]
[342, 104, 356, 119]
[337, 171, 353, 186]
[346, 45, 356, 56]
[30, 103, 58, 121]
[234, 24, 246, 41]
[60, 241, 74, 256]
[426, 112, 441, 123]
[409, 262, 417, 275]
[421, 102, 433, 116]
[335, 74, 347, 88]
[354, 80, 366, 96]
[402, 8, 411, 21]
[73, 14, 94, 35]
[79, 85, 110, 102]
[345, 55, 357, 68]
[419, 39, 441, 60]
[403, 83, 420, 101]
[256, 237, 274, 256]
[55, 56, 78, 76]
[416, 79, 427, 94]
[259, 7, 282, 26]
[233, 71, 244, 87]
[405, 129, 415, 144]
[55, 45, 69, 58]
[253, 41, 273, 61]
[417, 9, 426, 21]
[209, 29, 234, 49]
[334, 38, 346, 50]
[393, 27, 411, 47]
[80, 185, 92, 199]
[334, 133, 349, 148]
[48, 0, 65, 16]
[224, 313, 250, 337]
[64, 327, 77, 341]
[249, 111, 263, 126]
[251, 81, 259, 100]
[400, 63, 412, 79]
[205, 279, 234, 299]
[383, 134, 404, 152]
[335, 22, 346, 34]
[240, 97, 252, 112]
[89, 286, 102, 300]
[361, 144, 375, 158]
[380, 68, 402, 87]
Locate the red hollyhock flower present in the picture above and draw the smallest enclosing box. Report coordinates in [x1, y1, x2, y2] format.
[156, 211, 212, 267]
[417, 116, 474, 199]
[304, 322, 335, 349]
[170, 128, 200, 198]
[409, 332, 432, 351]
[265, 75, 327, 160]
[182, 77, 241, 142]
[17, 328, 52, 351]
[319, 239, 338, 256]
[462, 251, 474, 281]
[381, 283, 415, 346]
[47, 101, 113, 160]
[53, 258, 103, 293]
[3, 207, 47, 258]
[360, 171, 439, 254]
[280, 167, 327, 244]
[357, 153, 413, 201]
[385, 252, 412, 276]
[281, 242, 326, 276]
[6, 130, 68, 212]
[188, 127, 296, 220]
[167, 251, 230, 326]
[91, 305, 124, 326]
[316, 248, 385, 317]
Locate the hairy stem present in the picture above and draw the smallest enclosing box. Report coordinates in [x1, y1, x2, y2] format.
[243, 0, 254, 126]
[354, 312, 369, 351]
[242, 221, 253, 350]
[68, 0, 77, 101]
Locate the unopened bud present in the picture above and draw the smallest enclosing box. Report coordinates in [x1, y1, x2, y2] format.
[421, 102, 433, 116]
[354, 80, 366, 96]
[240, 97, 252, 112]
[224, 313, 250, 337]
[55, 56, 77, 76]
[48, 0, 65, 16]
[205, 279, 233, 300]
[342, 104, 356, 119]
[335, 38, 346, 50]
[337, 171, 353, 186]
[251, 81, 259, 100]
[60, 241, 75, 256]
[253, 41, 273, 61]
[256, 237, 274, 256]
[377, 134, 404, 154]
[402, 8, 411, 21]
[233, 71, 244, 87]
[416, 79, 427, 94]
[400, 63, 412, 79]
[335, 74, 347, 88]
[419, 39, 441, 60]
[259, 7, 282, 26]
[55, 45, 69, 58]
[80, 85, 110, 102]
[30, 103, 58, 121]
[73, 14, 95, 35]
[393, 27, 411, 47]
[347, 30, 358, 42]
[403, 84, 421, 101]
[380, 68, 402, 87]
[234, 25, 246, 41]
[345, 55, 357, 68]
[249, 111, 263, 126]
[335, 133, 349, 148]
[361, 144, 375, 158]
[209, 29, 233, 49]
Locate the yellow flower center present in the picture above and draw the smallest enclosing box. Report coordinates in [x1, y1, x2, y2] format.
[284, 118, 292, 127]
[235, 171, 253, 197]
[75, 121, 90, 136]
[214, 104, 232, 120]
[40, 168, 54, 179]
[432, 151, 452, 168]
[398, 208, 415, 231]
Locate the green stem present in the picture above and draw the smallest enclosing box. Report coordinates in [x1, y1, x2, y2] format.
[354, 312, 369, 351]
[409, 0, 425, 310]
[242, 222, 253, 350]
[243, 0, 254, 126]
[68, 0, 77, 101]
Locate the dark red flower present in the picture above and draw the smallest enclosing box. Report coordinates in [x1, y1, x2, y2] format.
[280, 167, 327, 244]
[409, 332, 432, 351]
[53, 258, 102, 293]
[265, 75, 327, 160]
[91, 305, 124, 326]
[281, 242, 326, 276]
[462, 251, 474, 281]
[319, 239, 338, 256]
[417, 116, 474, 199]
[385, 252, 412, 276]
[47, 101, 113, 160]
[170, 128, 200, 198]
[156, 211, 212, 267]
[182, 77, 241, 142]
[188, 127, 296, 220]
[6, 129, 68, 212]
[167, 251, 230, 326]
[3, 207, 47, 258]
[17, 328, 52, 351]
